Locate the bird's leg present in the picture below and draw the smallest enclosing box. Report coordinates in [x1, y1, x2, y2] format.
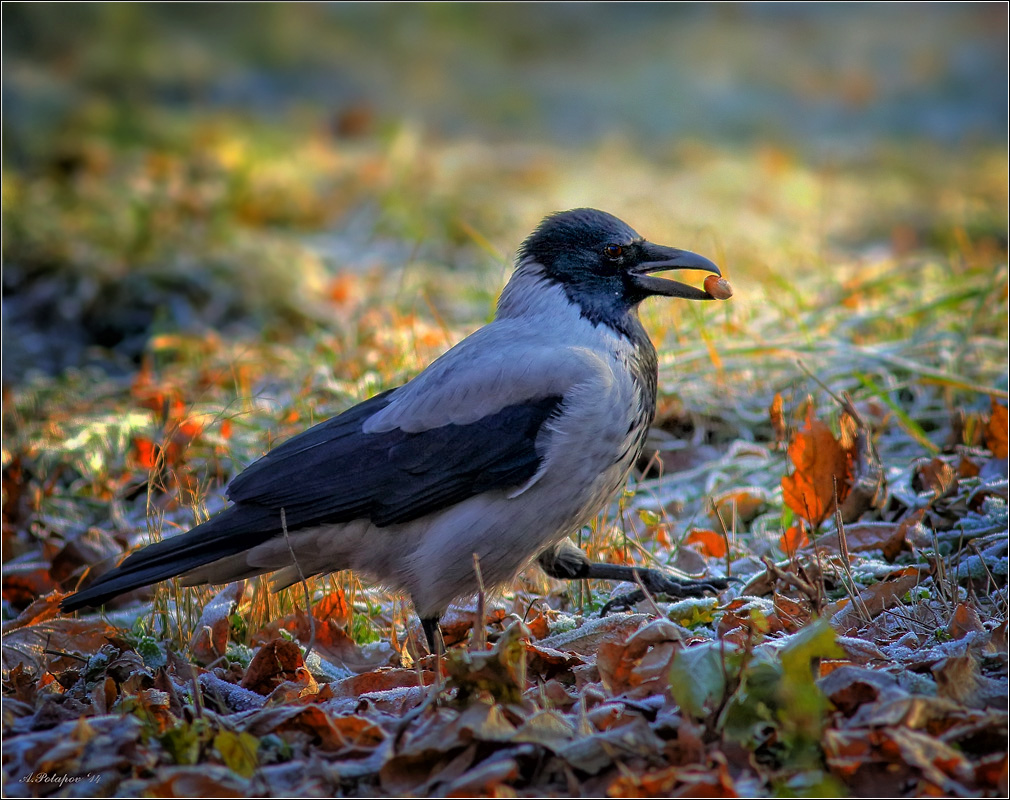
[537, 540, 731, 616]
[420, 616, 444, 655]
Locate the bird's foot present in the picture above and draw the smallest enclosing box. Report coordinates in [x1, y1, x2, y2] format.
[599, 569, 732, 617]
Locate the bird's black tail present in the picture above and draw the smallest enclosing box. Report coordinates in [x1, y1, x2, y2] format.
[60, 505, 280, 612]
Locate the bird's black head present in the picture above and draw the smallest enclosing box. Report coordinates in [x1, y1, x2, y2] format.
[515, 209, 721, 334]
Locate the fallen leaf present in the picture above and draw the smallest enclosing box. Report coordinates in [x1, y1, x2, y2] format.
[709, 488, 767, 526]
[826, 566, 929, 635]
[804, 519, 913, 562]
[684, 529, 727, 559]
[240, 638, 305, 695]
[189, 583, 244, 664]
[780, 525, 809, 557]
[985, 399, 1008, 458]
[781, 408, 852, 528]
[770, 392, 787, 445]
[143, 765, 248, 797]
[597, 618, 682, 699]
[947, 603, 985, 640]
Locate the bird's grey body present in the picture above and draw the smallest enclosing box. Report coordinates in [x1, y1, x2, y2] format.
[186, 264, 653, 617]
[61, 209, 725, 642]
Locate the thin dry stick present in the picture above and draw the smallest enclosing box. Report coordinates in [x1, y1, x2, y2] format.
[708, 497, 733, 579]
[472, 552, 487, 652]
[970, 542, 1009, 619]
[833, 476, 871, 624]
[280, 507, 316, 663]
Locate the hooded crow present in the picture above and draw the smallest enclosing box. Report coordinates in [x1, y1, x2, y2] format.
[62, 209, 728, 649]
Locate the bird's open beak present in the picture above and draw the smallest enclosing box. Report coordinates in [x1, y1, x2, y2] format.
[631, 242, 721, 300]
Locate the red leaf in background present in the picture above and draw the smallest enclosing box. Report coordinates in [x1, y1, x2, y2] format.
[133, 437, 158, 469]
[219, 418, 233, 440]
[683, 529, 727, 559]
[312, 589, 350, 628]
[985, 398, 1008, 458]
[781, 407, 853, 529]
[769, 391, 787, 446]
[780, 525, 809, 557]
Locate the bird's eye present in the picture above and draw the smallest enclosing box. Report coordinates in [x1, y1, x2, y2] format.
[604, 244, 623, 259]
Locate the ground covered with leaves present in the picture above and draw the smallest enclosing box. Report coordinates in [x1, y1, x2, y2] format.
[3, 5, 1009, 798]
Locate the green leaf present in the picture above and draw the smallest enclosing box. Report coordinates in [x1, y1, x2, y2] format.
[669, 641, 732, 719]
[214, 730, 259, 778]
[779, 617, 844, 683]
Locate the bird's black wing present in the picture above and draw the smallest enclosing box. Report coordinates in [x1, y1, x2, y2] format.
[61, 389, 563, 611]
[227, 389, 564, 527]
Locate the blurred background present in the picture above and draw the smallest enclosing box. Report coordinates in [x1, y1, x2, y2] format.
[3, 3, 1006, 380]
[2, 1, 1008, 630]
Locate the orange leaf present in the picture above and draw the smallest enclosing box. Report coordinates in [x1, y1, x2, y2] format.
[312, 589, 350, 628]
[986, 399, 1008, 458]
[781, 408, 852, 528]
[780, 525, 809, 557]
[132, 437, 158, 469]
[683, 529, 727, 559]
[769, 392, 786, 445]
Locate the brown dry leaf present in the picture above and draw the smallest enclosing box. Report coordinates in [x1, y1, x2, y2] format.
[439, 606, 508, 647]
[143, 765, 248, 797]
[329, 667, 434, 699]
[932, 653, 983, 707]
[683, 528, 727, 559]
[716, 597, 781, 639]
[608, 761, 737, 798]
[915, 457, 957, 498]
[444, 622, 528, 704]
[837, 409, 887, 523]
[805, 519, 913, 562]
[2, 561, 57, 609]
[974, 751, 1008, 792]
[985, 399, 1008, 458]
[947, 603, 985, 640]
[189, 582, 244, 664]
[379, 741, 476, 796]
[2, 618, 118, 675]
[252, 608, 369, 670]
[597, 618, 682, 699]
[818, 665, 906, 715]
[2, 591, 67, 633]
[772, 592, 813, 631]
[524, 641, 585, 681]
[50, 528, 122, 584]
[240, 638, 305, 695]
[90, 675, 118, 715]
[826, 566, 929, 635]
[781, 407, 852, 528]
[885, 726, 976, 789]
[524, 609, 551, 640]
[442, 755, 520, 797]
[240, 705, 357, 751]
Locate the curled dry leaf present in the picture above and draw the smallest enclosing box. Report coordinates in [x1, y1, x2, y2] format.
[189, 582, 244, 664]
[240, 638, 306, 695]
